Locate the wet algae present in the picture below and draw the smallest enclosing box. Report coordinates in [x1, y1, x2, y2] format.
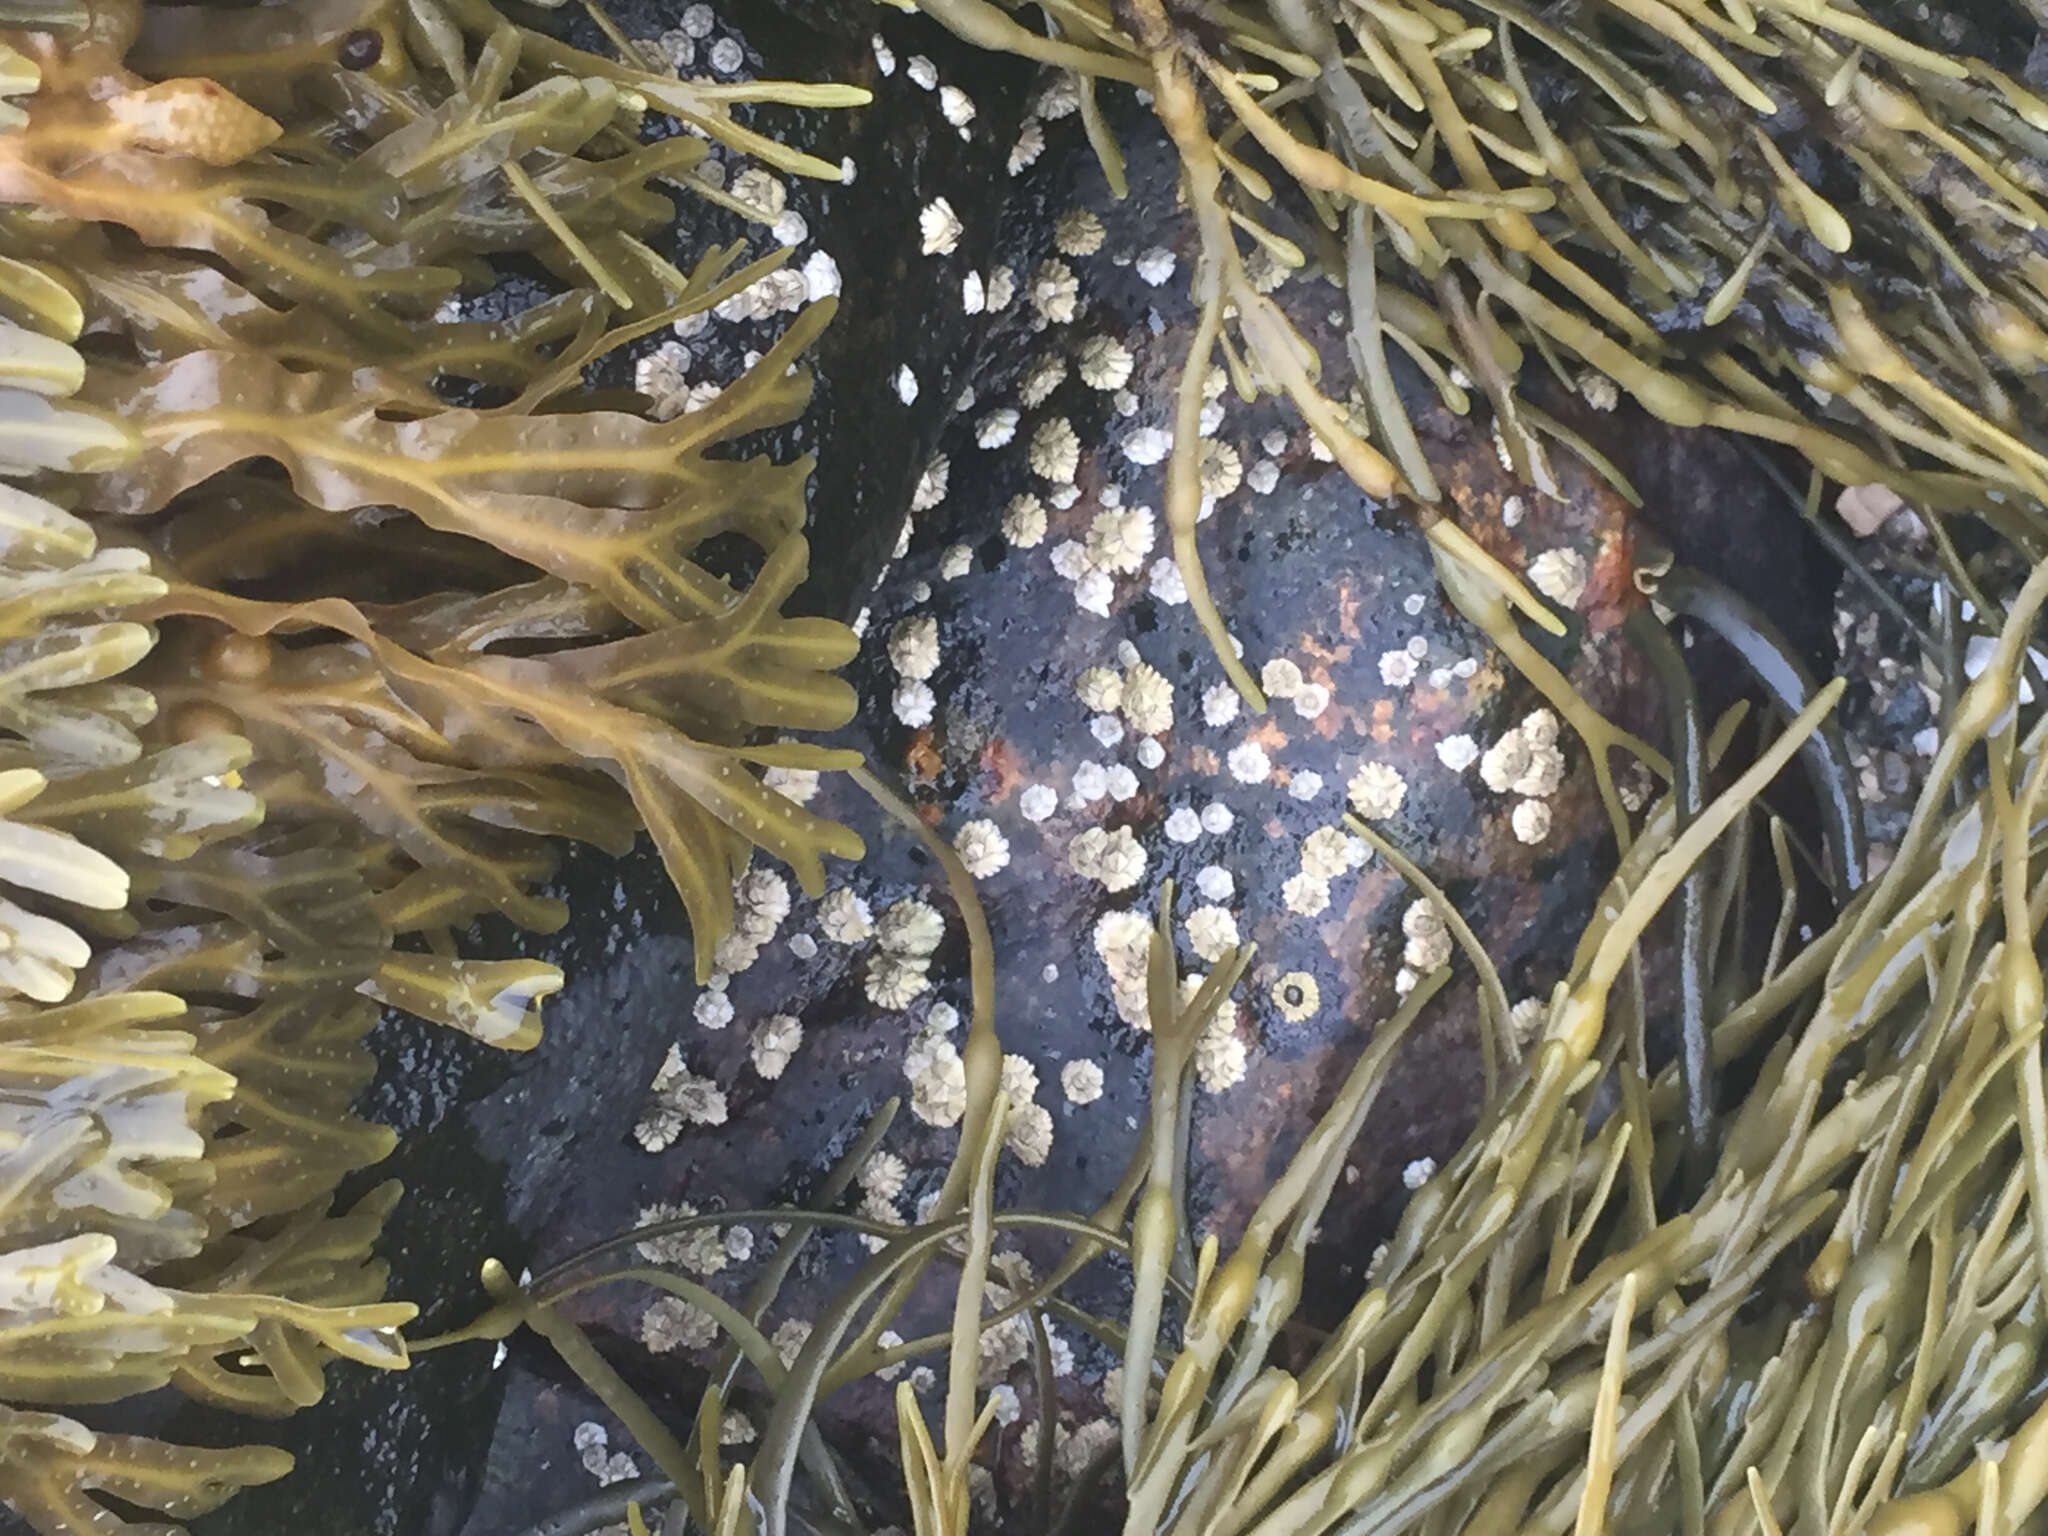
[9, 1, 2048, 1535]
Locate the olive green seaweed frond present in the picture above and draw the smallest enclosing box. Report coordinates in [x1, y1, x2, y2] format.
[468, 538, 2048, 1536]
[904, 0, 2048, 699]
[0, 0, 874, 1521]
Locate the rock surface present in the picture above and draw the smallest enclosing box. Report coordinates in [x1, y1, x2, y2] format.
[184, 3, 1872, 1532]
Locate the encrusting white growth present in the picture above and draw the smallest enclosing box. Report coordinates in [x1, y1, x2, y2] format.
[772, 1319, 812, 1369]
[633, 1202, 727, 1274]
[939, 83, 975, 127]
[1200, 802, 1235, 834]
[1061, 1059, 1105, 1105]
[905, 1025, 966, 1125]
[1086, 506, 1155, 574]
[938, 544, 972, 581]
[1185, 980, 1248, 1091]
[729, 167, 786, 219]
[801, 250, 841, 300]
[1283, 871, 1331, 917]
[888, 616, 939, 681]
[694, 989, 734, 1030]
[1272, 971, 1320, 1021]
[1196, 865, 1234, 902]
[1078, 334, 1134, 390]
[1018, 353, 1066, 407]
[1511, 799, 1554, 844]
[955, 820, 1011, 878]
[1069, 826, 1146, 892]
[1020, 784, 1058, 822]
[1121, 662, 1173, 733]
[818, 887, 872, 943]
[1202, 682, 1241, 727]
[1123, 426, 1172, 466]
[1093, 908, 1153, 1027]
[892, 680, 936, 727]
[1165, 808, 1201, 844]
[1348, 762, 1408, 820]
[919, 197, 962, 256]
[1402, 1157, 1437, 1190]
[1072, 570, 1113, 617]
[1135, 246, 1175, 285]
[1401, 900, 1453, 972]
[878, 899, 944, 957]
[1299, 826, 1356, 882]
[1076, 666, 1123, 713]
[867, 898, 944, 1010]
[1480, 709, 1567, 798]
[642, 1294, 717, 1353]
[1029, 417, 1081, 483]
[868, 953, 930, 1010]
[634, 341, 692, 420]
[1261, 658, 1305, 699]
[1184, 905, 1239, 962]
[910, 456, 949, 512]
[750, 1014, 803, 1079]
[1009, 1101, 1056, 1166]
[1379, 648, 1419, 687]
[1149, 558, 1187, 605]
[1436, 734, 1480, 773]
[1055, 208, 1105, 255]
[1002, 494, 1047, 547]
[635, 1046, 729, 1151]
[1008, 120, 1045, 174]
[860, 1149, 908, 1200]
[764, 762, 820, 805]
[1199, 441, 1243, 497]
[1030, 258, 1080, 323]
[1227, 742, 1270, 784]
[894, 365, 918, 404]
[1071, 827, 1143, 890]
[976, 407, 1018, 448]
[1528, 547, 1589, 609]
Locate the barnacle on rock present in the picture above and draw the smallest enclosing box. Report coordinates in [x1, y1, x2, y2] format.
[905, 0, 2048, 706]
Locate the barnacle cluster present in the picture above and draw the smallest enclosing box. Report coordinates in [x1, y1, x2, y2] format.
[907, 0, 2048, 704]
[463, 546, 2048, 1536]
[0, 0, 868, 1526]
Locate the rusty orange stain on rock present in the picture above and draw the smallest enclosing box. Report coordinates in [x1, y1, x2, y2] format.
[1370, 698, 1395, 743]
[981, 736, 1026, 801]
[1246, 716, 1291, 754]
[1583, 526, 1639, 635]
[905, 730, 943, 784]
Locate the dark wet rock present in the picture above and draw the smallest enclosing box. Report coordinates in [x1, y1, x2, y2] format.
[174, 7, 1880, 1533]
[434, 55, 1690, 1533]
